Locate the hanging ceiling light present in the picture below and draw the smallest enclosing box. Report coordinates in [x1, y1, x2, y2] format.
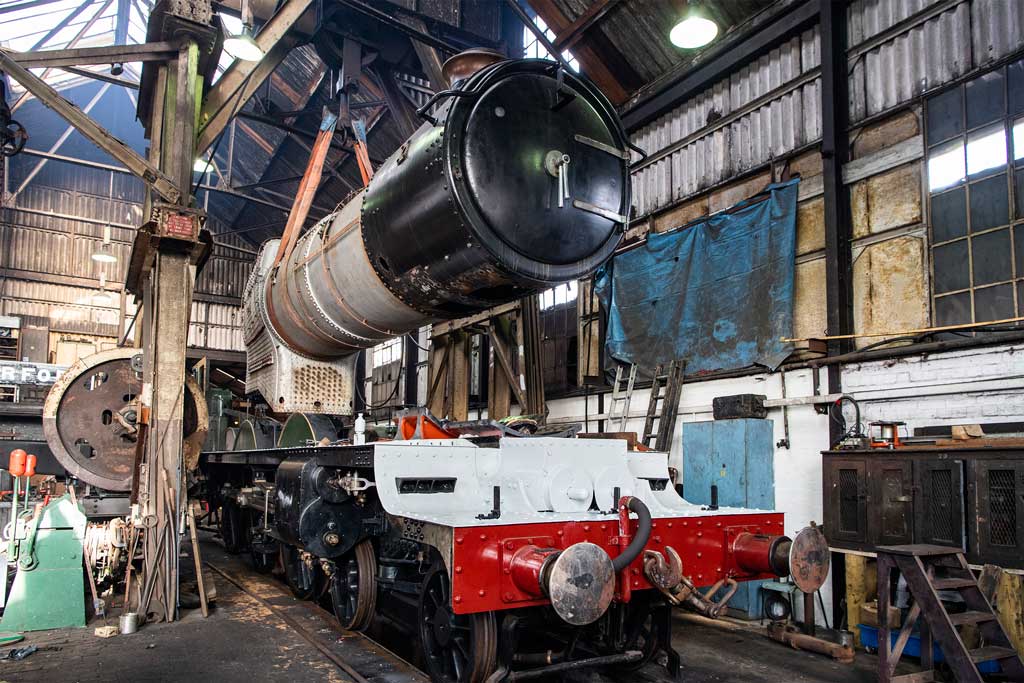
[670, 2, 719, 49]
[194, 156, 214, 174]
[92, 273, 113, 306]
[91, 225, 118, 264]
[222, 0, 264, 62]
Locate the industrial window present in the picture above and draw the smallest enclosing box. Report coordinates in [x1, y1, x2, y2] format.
[539, 281, 578, 311]
[926, 57, 1024, 326]
[522, 15, 580, 71]
[371, 337, 402, 368]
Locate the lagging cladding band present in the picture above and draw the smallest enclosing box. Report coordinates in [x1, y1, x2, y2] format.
[262, 57, 631, 361]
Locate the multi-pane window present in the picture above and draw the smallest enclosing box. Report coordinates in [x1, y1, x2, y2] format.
[371, 337, 402, 368]
[523, 15, 580, 71]
[539, 281, 578, 310]
[926, 58, 1024, 326]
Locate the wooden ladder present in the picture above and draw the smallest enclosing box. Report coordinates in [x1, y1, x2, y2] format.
[607, 364, 637, 432]
[877, 544, 1024, 683]
[640, 360, 685, 452]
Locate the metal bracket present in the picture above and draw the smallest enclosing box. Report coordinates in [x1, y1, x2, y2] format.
[574, 133, 630, 160]
[572, 198, 628, 224]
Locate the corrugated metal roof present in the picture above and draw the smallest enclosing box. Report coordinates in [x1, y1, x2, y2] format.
[544, 0, 779, 98]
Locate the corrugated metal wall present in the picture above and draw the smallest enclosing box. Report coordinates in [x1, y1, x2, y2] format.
[2, 146, 250, 352]
[630, 0, 1024, 218]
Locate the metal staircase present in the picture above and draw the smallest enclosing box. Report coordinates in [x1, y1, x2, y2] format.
[877, 544, 1024, 682]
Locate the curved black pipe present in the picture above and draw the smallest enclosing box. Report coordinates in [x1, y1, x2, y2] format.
[611, 497, 652, 572]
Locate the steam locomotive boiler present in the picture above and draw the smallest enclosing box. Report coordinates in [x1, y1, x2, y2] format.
[43, 51, 827, 682]
[243, 51, 628, 415]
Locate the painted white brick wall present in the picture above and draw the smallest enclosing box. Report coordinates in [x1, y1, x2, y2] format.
[841, 343, 1024, 434]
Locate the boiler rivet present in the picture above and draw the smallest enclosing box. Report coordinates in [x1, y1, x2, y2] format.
[478, 589, 486, 597]
[583, 525, 590, 532]
[456, 536, 464, 544]
[455, 596, 462, 603]
[455, 566, 463, 573]
[504, 592, 515, 601]
[479, 533, 487, 541]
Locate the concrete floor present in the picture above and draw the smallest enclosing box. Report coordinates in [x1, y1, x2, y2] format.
[0, 537, 912, 683]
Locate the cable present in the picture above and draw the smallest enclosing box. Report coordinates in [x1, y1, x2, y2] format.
[353, 338, 405, 410]
[829, 394, 865, 449]
[405, 331, 430, 353]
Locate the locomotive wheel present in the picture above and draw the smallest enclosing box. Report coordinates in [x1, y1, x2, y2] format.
[220, 500, 250, 554]
[418, 567, 497, 683]
[613, 599, 659, 672]
[282, 544, 321, 600]
[329, 540, 377, 631]
[250, 530, 278, 575]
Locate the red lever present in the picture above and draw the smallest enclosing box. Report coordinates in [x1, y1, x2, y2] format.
[8, 449, 26, 477]
[24, 453, 36, 478]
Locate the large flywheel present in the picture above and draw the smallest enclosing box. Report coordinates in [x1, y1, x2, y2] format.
[42, 348, 206, 491]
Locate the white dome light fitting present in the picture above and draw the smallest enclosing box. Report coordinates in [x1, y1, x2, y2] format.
[91, 225, 118, 264]
[670, 4, 719, 49]
[222, 0, 264, 62]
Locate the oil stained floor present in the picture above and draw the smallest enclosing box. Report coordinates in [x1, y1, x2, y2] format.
[1, 534, 909, 683]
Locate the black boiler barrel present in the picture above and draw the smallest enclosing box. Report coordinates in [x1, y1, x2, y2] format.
[262, 58, 630, 360]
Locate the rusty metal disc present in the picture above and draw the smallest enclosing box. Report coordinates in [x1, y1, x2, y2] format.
[43, 348, 203, 491]
[788, 526, 830, 593]
[546, 542, 615, 626]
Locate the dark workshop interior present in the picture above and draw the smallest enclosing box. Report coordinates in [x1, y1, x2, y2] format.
[0, 0, 1022, 681]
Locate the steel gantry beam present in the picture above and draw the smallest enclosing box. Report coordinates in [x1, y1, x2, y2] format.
[195, 0, 317, 154]
[4, 41, 179, 68]
[0, 49, 181, 203]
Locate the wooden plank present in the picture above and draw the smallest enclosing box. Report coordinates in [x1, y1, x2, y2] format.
[4, 41, 176, 68]
[487, 319, 512, 420]
[488, 326, 527, 410]
[425, 336, 449, 417]
[449, 332, 470, 421]
[187, 505, 209, 617]
[406, 16, 447, 91]
[552, 0, 622, 52]
[525, 0, 629, 103]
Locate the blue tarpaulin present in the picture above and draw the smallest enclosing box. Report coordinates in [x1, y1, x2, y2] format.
[595, 178, 799, 374]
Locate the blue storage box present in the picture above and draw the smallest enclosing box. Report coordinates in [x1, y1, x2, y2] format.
[857, 624, 1001, 674]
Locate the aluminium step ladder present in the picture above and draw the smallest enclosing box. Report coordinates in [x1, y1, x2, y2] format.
[877, 544, 1024, 683]
[606, 364, 637, 432]
[640, 360, 685, 452]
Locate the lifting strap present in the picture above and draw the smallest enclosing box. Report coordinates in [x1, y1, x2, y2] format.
[272, 108, 339, 271]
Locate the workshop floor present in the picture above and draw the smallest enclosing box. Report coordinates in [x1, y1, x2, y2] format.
[1, 537, 905, 683]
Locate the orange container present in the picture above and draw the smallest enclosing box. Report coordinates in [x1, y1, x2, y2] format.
[24, 453, 36, 478]
[8, 449, 26, 477]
